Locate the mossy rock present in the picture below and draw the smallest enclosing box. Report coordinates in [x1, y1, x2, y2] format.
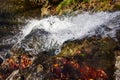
[57, 37, 117, 79]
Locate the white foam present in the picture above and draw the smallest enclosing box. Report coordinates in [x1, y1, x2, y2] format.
[20, 12, 120, 45]
[2, 11, 120, 54]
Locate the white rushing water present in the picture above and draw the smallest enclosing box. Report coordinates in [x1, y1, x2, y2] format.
[0, 11, 120, 80]
[2, 11, 120, 54]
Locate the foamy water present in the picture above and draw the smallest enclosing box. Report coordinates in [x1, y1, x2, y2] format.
[0, 11, 120, 80]
[1, 11, 120, 54]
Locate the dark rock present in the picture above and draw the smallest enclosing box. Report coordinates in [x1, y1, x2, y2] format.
[0, 56, 3, 65]
[5, 53, 11, 59]
[116, 29, 120, 43]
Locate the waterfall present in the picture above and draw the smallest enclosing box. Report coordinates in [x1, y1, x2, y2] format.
[0, 10, 120, 80]
[1, 11, 120, 54]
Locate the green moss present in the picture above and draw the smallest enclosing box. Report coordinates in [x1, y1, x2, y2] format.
[1, 0, 120, 18]
[99, 37, 118, 53]
[56, 0, 79, 13]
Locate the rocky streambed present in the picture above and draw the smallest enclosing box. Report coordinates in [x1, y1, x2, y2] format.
[0, 36, 120, 80]
[0, 15, 120, 80]
[0, 0, 120, 80]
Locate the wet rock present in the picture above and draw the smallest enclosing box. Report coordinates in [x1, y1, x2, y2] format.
[36, 64, 43, 73]
[58, 37, 117, 79]
[0, 36, 119, 80]
[0, 57, 3, 65]
[116, 29, 120, 43]
[5, 53, 11, 59]
[6, 70, 19, 80]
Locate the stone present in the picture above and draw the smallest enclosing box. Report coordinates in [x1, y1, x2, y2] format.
[0, 56, 3, 65]
[37, 64, 43, 73]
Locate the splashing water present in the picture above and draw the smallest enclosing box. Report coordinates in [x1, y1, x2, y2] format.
[2, 11, 120, 54]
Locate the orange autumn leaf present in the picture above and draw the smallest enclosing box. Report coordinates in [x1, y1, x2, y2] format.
[5, 55, 33, 69]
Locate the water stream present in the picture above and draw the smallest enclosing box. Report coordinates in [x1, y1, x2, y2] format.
[0, 11, 120, 79]
[1, 11, 119, 55]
